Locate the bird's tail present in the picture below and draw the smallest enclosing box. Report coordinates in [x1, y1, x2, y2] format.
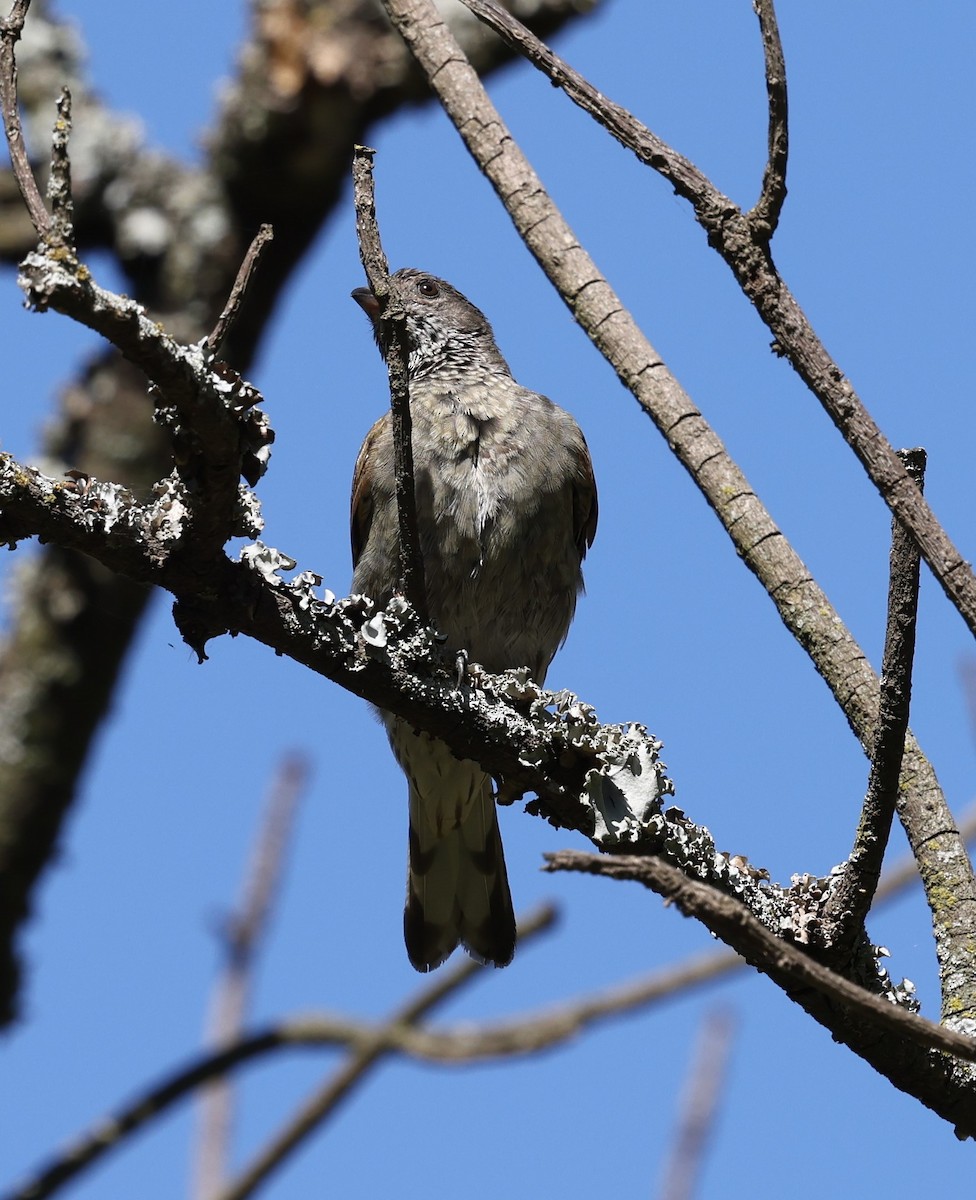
[395, 727, 516, 971]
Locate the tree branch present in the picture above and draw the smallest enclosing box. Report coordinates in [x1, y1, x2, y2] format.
[546, 850, 976, 1135]
[352, 145, 429, 622]
[657, 1009, 735, 1200]
[824, 450, 925, 952]
[8, 905, 560, 1200]
[747, 0, 789, 238]
[205, 223, 274, 358]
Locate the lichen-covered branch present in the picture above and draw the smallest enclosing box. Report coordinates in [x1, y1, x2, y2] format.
[0, 0, 603, 1030]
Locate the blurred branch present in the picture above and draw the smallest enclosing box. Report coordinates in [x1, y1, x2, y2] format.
[194, 754, 310, 1200]
[381, 0, 976, 1027]
[10, 801, 976, 1199]
[0, 0, 49, 235]
[205, 223, 274, 357]
[212, 903, 543, 1200]
[10, 905, 557, 1200]
[657, 1009, 736, 1200]
[824, 450, 925, 951]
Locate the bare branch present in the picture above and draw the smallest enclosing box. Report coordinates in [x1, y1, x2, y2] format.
[0, 0, 50, 237]
[455, 0, 976, 656]
[824, 450, 925, 950]
[657, 1009, 736, 1200]
[205, 223, 274, 358]
[193, 754, 310, 1200]
[748, 0, 789, 238]
[546, 850, 976, 1134]
[352, 146, 429, 622]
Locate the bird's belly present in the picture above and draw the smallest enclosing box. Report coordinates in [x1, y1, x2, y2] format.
[420, 463, 578, 679]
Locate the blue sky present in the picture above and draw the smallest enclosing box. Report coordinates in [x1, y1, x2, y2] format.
[3, 1, 976, 1196]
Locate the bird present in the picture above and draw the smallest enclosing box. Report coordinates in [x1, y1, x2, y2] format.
[350, 267, 597, 971]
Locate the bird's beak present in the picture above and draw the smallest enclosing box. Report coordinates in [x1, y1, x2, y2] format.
[351, 286, 381, 318]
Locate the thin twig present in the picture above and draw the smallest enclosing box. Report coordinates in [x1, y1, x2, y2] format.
[5, 906, 555, 1200]
[351, 145, 429, 623]
[748, 0, 789, 238]
[0, 0, 50, 238]
[545, 850, 976, 1065]
[194, 754, 310, 1200]
[824, 450, 925, 948]
[458, 0, 710, 206]
[205, 224, 275, 357]
[657, 1009, 736, 1200]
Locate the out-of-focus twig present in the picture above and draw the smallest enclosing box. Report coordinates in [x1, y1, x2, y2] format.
[205, 224, 274, 358]
[0, 0, 50, 236]
[211, 904, 558, 1200]
[4, 905, 555, 1200]
[193, 754, 310, 1200]
[657, 1009, 736, 1200]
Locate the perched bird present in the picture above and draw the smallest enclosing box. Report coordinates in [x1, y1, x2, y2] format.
[351, 268, 597, 971]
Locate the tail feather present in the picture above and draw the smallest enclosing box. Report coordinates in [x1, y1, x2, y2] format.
[395, 726, 516, 972]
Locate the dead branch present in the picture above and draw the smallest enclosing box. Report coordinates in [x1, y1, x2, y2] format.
[352, 146, 429, 621]
[824, 450, 925, 952]
[748, 0, 789, 238]
[205, 223, 274, 358]
[546, 849, 976, 1134]
[0, 0, 49, 235]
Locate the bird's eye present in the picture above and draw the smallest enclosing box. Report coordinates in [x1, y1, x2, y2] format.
[416, 278, 440, 298]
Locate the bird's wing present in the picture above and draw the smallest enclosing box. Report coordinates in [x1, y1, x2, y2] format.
[350, 414, 388, 568]
[573, 432, 599, 561]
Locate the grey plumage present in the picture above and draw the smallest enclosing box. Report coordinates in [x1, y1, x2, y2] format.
[351, 268, 597, 971]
